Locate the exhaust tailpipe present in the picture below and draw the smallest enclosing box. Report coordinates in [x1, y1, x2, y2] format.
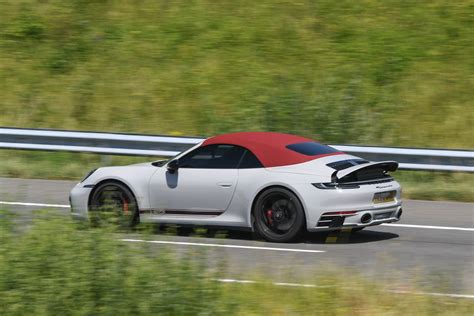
[361, 213, 372, 224]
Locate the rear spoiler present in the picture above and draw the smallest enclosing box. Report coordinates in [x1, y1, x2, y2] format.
[332, 161, 398, 182]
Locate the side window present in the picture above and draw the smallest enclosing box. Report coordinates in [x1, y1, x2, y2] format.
[238, 150, 263, 169]
[178, 144, 246, 169]
[179, 146, 214, 168]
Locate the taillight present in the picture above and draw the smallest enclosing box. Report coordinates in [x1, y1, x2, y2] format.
[312, 183, 360, 189]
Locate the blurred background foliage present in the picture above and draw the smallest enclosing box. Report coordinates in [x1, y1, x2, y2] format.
[1, 0, 473, 148]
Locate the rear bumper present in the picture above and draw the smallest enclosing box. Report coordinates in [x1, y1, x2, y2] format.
[307, 204, 402, 232]
[293, 180, 402, 232]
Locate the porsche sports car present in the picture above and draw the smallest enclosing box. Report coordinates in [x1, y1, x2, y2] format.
[70, 132, 402, 242]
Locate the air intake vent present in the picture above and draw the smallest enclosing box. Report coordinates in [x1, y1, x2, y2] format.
[317, 215, 344, 227]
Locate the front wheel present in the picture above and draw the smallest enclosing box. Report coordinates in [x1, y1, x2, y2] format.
[89, 181, 139, 228]
[253, 187, 306, 243]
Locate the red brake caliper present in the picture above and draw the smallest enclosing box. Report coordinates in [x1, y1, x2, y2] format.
[123, 199, 129, 215]
[266, 210, 273, 225]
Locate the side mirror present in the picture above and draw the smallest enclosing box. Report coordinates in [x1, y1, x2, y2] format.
[167, 160, 180, 174]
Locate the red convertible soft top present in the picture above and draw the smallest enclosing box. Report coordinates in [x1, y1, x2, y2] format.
[202, 132, 343, 168]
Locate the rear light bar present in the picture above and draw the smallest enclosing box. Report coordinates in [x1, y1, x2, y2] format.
[312, 183, 360, 189]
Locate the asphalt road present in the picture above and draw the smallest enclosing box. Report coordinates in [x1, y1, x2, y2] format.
[1, 177, 473, 296]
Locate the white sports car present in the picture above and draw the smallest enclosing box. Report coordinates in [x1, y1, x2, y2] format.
[70, 132, 402, 242]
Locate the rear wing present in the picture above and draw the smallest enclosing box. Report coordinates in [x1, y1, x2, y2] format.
[332, 161, 398, 183]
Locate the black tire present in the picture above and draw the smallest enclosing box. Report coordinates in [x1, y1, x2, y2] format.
[253, 187, 306, 243]
[89, 181, 139, 228]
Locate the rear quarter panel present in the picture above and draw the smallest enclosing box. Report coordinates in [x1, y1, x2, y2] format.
[228, 168, 329, 228]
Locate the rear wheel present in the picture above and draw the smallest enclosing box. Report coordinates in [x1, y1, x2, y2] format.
[253, 187, 305, 243]
[89, 181, 139, 228]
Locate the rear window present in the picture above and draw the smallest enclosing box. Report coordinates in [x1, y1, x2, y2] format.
[286, 142, 339, 156]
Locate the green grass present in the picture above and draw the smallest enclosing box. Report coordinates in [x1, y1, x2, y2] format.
[1, 213, 473, 315]
[396, 170, 474, 202]
[0, 0, 473, 149]
[0, 149, 473, 202]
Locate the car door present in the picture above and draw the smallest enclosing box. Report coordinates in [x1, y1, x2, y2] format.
[149, 144, 245, 214]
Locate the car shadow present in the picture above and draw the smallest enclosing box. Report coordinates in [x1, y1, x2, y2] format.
[148, 225, 399, 245]
[302, 229, 399, 244]
[222, 229, 399, 244]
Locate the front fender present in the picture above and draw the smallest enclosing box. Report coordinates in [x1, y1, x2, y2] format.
[82, 166, 156, 210]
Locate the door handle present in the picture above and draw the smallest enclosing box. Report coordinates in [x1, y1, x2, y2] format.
[217, 182, 233, 188]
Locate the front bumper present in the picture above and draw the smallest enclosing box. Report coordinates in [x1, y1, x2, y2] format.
[69, 183, 93, 220]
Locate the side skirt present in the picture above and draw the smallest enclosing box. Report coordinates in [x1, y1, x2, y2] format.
[139, 209, 224, 217]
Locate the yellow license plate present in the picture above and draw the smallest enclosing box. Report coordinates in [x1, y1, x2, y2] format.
[373, 191, 396, 204]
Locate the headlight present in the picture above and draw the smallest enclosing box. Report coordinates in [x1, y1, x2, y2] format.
[81, 168, 97, 183]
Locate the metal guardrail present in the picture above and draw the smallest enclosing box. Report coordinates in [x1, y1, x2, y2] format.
[1, 127, 473, 172]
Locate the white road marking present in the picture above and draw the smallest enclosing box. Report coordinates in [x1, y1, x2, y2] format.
[217, 279, 256, 284]
[383, 223, 474, 232]
[215, 278, 474, 299]
[120, 239, 325, 253]
[386, 289, 474, 299]
[217, 279, 322, 288]
[273, 282, 320, 288]
[0, 201, 70, 208]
